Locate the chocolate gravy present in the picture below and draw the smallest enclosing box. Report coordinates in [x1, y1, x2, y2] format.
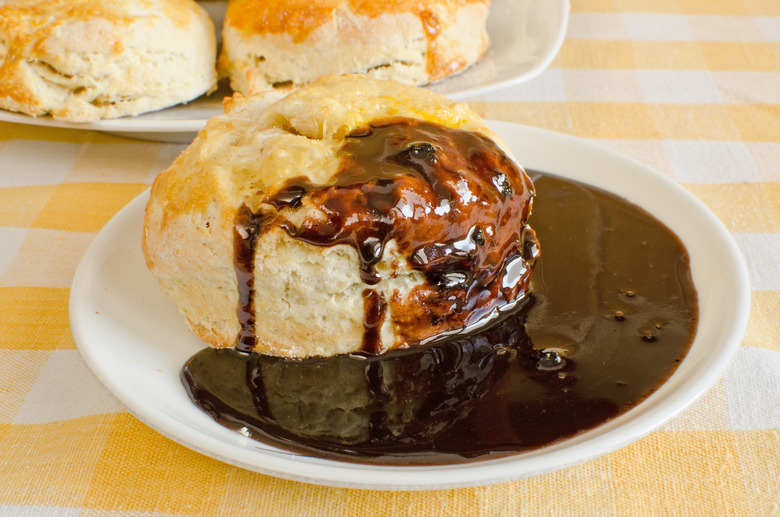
[183, 173, 698, 466]
[233, 118, 538, 354]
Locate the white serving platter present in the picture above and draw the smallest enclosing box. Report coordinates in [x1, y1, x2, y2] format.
[0, 0, 569, 142]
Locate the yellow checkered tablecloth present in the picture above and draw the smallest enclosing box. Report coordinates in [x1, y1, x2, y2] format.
[1, 0, 778, 515]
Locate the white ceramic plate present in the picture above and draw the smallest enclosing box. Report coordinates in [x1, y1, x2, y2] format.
[0, 0, 569, 143]
[69, 122, 750, 490]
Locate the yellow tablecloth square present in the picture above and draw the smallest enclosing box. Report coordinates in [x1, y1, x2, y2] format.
[0, 287, 70, 350]
[610, 431, 752, 514]
[0, 186, 58, 228]
[32, 183, 149, 233]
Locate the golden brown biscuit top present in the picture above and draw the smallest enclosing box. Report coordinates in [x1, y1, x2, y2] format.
[225, 0, 490, 43]
[0, 0, 198, 35]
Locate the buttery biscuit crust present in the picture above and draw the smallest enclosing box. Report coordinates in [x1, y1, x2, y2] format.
[219, 0, 490, 95]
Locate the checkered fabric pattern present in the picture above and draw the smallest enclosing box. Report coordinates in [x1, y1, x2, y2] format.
[1, 0, 778, 515]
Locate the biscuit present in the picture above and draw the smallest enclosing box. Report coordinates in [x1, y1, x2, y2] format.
[0, 0, 217, 122]
[218, 0, 490, 95]
[143, 74, 538, 358]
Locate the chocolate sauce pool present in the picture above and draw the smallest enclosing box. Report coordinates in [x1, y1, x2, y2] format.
[182, 172, 698, 466]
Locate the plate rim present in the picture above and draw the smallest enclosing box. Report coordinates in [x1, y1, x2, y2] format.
[69, 121, 750, 490]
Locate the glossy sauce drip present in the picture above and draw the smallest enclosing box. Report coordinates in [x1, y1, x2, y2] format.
[361, 289, 388, 354]
[233, 206, 271, 352]
[185, 173, 699, 465]
[233, 118, 538, 353]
